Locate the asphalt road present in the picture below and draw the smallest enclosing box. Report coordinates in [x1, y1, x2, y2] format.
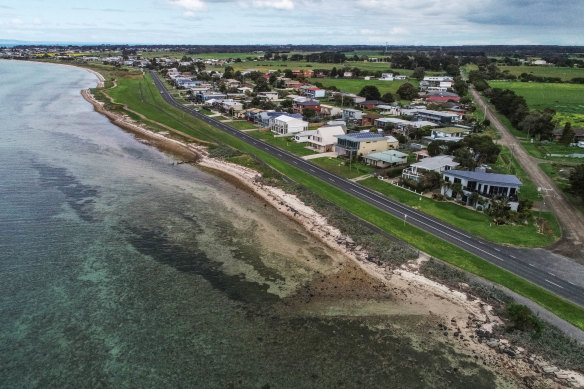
[149, 71, 584, 308]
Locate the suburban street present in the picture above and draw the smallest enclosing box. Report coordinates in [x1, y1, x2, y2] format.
[149, 70, 584, 310]
[468, 85, 584, 260]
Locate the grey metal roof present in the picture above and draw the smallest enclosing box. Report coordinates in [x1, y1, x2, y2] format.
[444, 170, 523, 186]
[335, 132, 387, 141]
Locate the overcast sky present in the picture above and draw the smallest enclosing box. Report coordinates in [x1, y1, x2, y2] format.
[1, 0, 582, 45]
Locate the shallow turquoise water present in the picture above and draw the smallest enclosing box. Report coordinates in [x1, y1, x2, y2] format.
[0, 61, 501, 388]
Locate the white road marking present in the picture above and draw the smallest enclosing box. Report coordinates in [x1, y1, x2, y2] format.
[528, 263, 536, 267]
[545, 279, 564, 289]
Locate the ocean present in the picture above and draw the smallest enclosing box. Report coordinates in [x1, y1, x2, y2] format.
[0, 60, 503, 388]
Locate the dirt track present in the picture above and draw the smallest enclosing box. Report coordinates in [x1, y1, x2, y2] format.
[469, 86, 584, 260]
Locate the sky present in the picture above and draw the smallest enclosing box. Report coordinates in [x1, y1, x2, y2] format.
[0, 0, 583, 46]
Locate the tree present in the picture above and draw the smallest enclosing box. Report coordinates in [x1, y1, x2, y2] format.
[380, 93, 394, 103]
[506, 303, 542, 336]
[358, 85, 381, 101]
[396, 82, 418, 100]
[427, 140, 447, 157]
[412, 67, 425, 81]
[303, 108, 317, 120]
[330, 67, 337, 78]
[560, 122, 575, 145]
[569, 164, 584, 200]
[253, 78, 270, 93]
[518, 109, 557, 140]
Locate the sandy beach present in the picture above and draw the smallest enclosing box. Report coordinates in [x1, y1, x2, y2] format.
[79, 73, 584, 388]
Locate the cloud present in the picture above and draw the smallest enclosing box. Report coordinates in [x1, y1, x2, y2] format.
[251, 0, 294, 9]
[168, 0, 207, 11]
[11, 18, 23, 25]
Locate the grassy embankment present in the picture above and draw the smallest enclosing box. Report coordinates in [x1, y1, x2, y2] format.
[100, 71, 584, 331]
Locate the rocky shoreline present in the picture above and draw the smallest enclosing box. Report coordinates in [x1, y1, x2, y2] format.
[80, 77, 583, 388]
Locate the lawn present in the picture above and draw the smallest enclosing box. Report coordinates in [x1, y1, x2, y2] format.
[247, 130, 317, 156]
[491, 146, 540, 202]
[520, 141, 584, 163]
[310, 157, 374, 179]
[539, 163, 584, 215]
[229, 120, 258, 130]
[360, 178, 559, 247]
[98, 67, 584, 331]
[498, 65, 584, 82]
[308, 77, 418, 96]
[488, 81, 584, 127]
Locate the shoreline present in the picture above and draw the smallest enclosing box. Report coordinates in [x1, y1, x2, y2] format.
[78, 68, 583, 387]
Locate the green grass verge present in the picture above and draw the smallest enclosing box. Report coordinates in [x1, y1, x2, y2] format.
[247, 130, 316, 156]
[311, 157, 374, 179]
[360, 178, 559, 247]
[104, 71, 584, 331]
[229, 120, 258, 130]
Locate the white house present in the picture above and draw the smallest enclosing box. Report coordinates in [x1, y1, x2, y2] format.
[342, 108, 363, 121]
[431, 127, 471, 139]
[293, 130, 317, 143]
[270, 115, 309, 135]
[402, 155, 459, 182]
[307, 125, 346, 152]
[379, 73, 394, 81]
[441, 169, 523, 211]
[363, 150, 408, 168]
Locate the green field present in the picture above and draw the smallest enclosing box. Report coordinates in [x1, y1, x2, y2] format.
[489, 81, 584, 127]
[308, 77, 418, 96]
[87, 65, 584, 331]
[310, 157, 374, 179]
[499, 65, 584, 82]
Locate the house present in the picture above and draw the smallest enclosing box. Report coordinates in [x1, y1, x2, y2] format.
[304, 70, 314, 77]
[404, 109, 462, 125]
[237, 86, 254, 94]
[305, 88, 326, 99]
[320, 104, 343, 118]
[335, 132, 391, 157]
[342, 108, 363, 121]
[257, 91, 279, 101]
[244, 108, 265, 123]
[195, 91, 227, 103]
[357, 100, 384, 109]
[394, 75, 407, 80]
[293, 130, 317, 143]
[425, 91, 460, 103]
[385, 135, 399, 150]
[258, 111, 303, 128]
[363, 150, 408, 168]
[374, 118, 438, 135]
[221, 99, 244, 113]
[441, 169, 523, 211]
[270, 115, 309, 135]
[343, 72, 353, 78]
[431, 127, 471, 139]
[294, 99, 321, 114]
[379, 73, 394, 81]
[361, 113, 381, 127]
[402, 155, 459, 182]
[306, 125, 346, 152]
